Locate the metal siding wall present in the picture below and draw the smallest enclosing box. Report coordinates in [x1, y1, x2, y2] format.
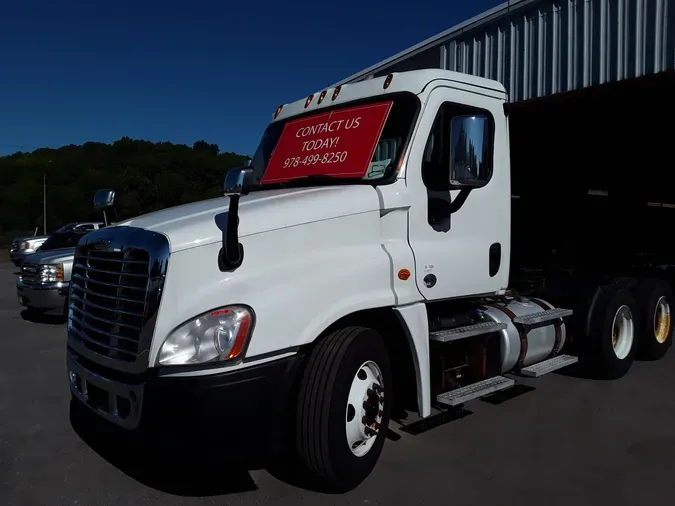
[373, 0, 674, 102]
[448, 0, 675, 101]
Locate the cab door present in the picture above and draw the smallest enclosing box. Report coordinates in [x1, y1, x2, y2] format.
[405, 85, 511, 300]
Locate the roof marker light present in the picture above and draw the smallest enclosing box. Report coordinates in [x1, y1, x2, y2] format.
[383, 74, 393, 89]
[332, 85, 342, 101]
[274, 104, 284, 119]
[305, 94, 314, 108]
[317, 90, 327, 104]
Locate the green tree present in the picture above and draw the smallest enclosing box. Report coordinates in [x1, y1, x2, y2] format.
[0, 138, 248, 245]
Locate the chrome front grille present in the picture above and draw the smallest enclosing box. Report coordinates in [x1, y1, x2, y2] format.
[70, 249, 149, 361]
[20, 263, 39, 286]
[11, 240, 19, 252]
[67, 226, 170, 374]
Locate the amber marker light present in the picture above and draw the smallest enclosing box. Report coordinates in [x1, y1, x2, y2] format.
[383, 74, 393, 89]
[332, 85, 342, 101]
[225, 310, 252, 360]
[398, 269, 411, 281]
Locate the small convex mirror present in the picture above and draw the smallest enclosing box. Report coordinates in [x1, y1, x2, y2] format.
[93, 189, 116, 209]
[449, 115, 489, 187]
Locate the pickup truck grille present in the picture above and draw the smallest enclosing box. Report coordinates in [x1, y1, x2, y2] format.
[20, 263, 39, 286]
[67, 227, 170, 374]
[10, 240, 19, 252]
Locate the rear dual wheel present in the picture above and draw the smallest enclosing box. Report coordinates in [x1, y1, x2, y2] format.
[587, 286, 639, 379]
[296, 326, 391, 492]
[635, 279, 674, 360]
[585, 279, 674, 379]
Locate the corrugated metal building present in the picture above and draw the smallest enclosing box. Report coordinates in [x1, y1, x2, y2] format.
[335, 0, 675, 102]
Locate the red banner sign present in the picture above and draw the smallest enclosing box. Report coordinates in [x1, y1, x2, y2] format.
[260, 101, 393, 184]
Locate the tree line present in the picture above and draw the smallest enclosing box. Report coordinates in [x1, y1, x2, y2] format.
[0, 137, 249, 245]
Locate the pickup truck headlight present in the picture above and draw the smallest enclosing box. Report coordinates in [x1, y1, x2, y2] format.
[158, 305, 254, 366]
[39, 264, 64, 283]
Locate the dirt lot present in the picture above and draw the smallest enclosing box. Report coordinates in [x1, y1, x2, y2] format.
[1, 260, 675, 506]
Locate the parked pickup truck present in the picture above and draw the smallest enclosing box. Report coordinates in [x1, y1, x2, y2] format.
[9, 235, 49, 266]
[17, 222, 104, 316]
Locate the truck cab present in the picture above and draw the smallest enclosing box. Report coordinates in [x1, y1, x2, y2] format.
[67, 69, 666, 492]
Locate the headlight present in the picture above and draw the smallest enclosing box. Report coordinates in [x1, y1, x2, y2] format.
[21, 241, 31, 250]
[158, 305, 254, 366]
[39, 263, 64, 283]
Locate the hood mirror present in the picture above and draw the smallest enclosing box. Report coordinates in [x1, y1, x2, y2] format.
[93, 189, 116, 210]
[93, 189, 117, 226]
[224, 167, 253, 196]
[219, 167, 253, 272]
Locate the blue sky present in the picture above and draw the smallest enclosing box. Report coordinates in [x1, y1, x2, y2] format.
[0, 0, 503, 157]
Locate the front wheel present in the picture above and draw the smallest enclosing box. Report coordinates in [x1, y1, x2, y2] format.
[296, 326, 391, 492]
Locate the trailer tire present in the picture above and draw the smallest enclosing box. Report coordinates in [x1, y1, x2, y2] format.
[296, 326, 391, 492]
[635, 279, 673, 360]
[586, 286, 639, 379]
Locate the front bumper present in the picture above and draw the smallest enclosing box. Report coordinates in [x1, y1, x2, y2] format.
[67, 350, 303, 459]
[16, 279, 69, 311]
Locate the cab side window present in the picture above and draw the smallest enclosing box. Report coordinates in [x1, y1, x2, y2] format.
[422, 102, 495, 191]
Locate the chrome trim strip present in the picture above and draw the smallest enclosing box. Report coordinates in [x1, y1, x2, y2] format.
[157, 352, 299, 378]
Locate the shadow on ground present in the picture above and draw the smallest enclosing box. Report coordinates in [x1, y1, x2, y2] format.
[69, 400, 259, 497]
[70, 398, 409, 496]
[481, 384, 536, 405]
[20, 309, 67, 326]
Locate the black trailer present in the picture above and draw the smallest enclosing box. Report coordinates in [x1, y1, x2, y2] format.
[508, 69, 675, 375]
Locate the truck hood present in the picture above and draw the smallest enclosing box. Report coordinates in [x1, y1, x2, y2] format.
[115, 185, 382, 253]
[23, 247, 75, 265]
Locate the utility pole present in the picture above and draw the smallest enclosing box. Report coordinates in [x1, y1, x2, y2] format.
[43, 173, 47, 235]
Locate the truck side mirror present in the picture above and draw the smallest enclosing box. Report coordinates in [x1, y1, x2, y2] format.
[93, 189, 117, 226]
[449, 114, 492, 189]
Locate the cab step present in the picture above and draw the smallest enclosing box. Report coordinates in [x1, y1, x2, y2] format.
[512, 308, 573, 327]
[436, 376, 515, 407]
[429, 321, 507, 343]
[518, 354, 578, 378]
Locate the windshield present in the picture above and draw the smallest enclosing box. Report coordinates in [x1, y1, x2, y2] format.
[248, 93, 419, 188]
[40, 231, 87, 251]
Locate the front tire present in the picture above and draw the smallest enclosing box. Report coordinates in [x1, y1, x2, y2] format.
[296, 326, 391, 492]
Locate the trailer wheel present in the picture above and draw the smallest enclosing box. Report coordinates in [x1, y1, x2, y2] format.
[635, 279, 674, 360]
[296, 326, 391, 492]
[587, 286, 639, 379]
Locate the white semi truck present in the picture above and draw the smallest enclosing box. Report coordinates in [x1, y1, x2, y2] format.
[66, 68, 674, 492]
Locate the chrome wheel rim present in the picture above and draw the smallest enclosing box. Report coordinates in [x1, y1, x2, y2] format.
[612, 305, 634, 360]
[653, 296, 671, 344]
[345, 360, 384, 457]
